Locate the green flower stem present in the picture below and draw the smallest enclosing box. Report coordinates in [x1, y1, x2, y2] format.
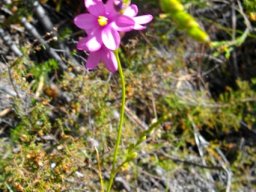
[128, 113, 171, 151]
[121, 114, 172, 166]
[107, 49, 126, 192]
[108, 113, 172, 190]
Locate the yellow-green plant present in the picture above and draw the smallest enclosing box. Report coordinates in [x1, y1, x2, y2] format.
[160, 0, 210, 42]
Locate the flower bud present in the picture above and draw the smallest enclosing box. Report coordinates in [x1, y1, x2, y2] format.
[187, 27, 210, 43]
[160, 0, 184, 13]
[172, 12, 199, 28]
[127, 152, 138, 160]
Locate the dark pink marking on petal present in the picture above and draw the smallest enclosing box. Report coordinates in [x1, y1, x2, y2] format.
[115, 15, 134, 29]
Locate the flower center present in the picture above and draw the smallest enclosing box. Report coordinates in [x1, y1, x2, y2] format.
[98, 16, 108, 27]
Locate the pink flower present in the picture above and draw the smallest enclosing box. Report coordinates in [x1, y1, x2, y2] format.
[74, 0, 153, 73]
[86, 46, 118, 72]
[122, 4, 153, 31]
[74, 0, 134, 51]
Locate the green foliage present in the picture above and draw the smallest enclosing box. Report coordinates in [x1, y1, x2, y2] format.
[29, 59, 58, 79]
[244, 0, 256, 12]
[211, 29, 251, 59]
[59, 27, 73, 41]
[11, 102, 52, 143]
[28, 59, 58, 91]
[163, 79, 256, 134]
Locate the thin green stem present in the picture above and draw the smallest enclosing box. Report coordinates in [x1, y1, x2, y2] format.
[128, 113, 171, 151]
[119, 113, 171, 166]
[95, 147, 104, 192]
[107, 50, 126, 192]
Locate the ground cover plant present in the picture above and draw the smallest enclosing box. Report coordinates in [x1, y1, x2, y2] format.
[0, 0, 256, 191]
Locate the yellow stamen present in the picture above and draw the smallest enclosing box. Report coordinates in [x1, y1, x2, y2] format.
[98, 16, 108, 27]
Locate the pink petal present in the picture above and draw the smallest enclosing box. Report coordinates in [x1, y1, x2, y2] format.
[105, 0, 123, 18]
[84, 0, 100, 9]
[74, 14, 97, 32]
[102, 26, 120, 50]
[82, 29, 102, 51]
[105, 0, 115, 13]
[134, 15, 153, 25]
[123, 4, 138, 17]
[134, 24, 146, 30]
[86, 51, 101, 70]
[85, 0, 105, 16]
[76, 37, 88, 50]
[114, 15, 135, 31]
[102, 49, 118, 72]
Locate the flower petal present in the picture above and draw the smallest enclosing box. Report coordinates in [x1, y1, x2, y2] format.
[134, 24, 146, 30]
[74, 14, 97, 32]
[85, 0, 105, 16]
[86, 51, 101, 70]
[82, 29, 102, 51]
[134, 15, 153, 25]
[123, 4, 138, 17]
[76, 37, 88, 50]
[102, 49, 118, 72]
[105, 0, 115, 13]
[115, 15, 134, 31]
[102, 26, 120, 50]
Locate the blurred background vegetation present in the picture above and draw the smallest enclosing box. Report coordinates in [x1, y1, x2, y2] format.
[0, 0, 256, 191]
